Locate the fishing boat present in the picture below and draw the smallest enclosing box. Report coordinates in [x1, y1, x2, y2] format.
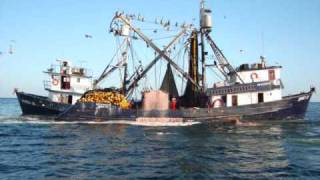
[56, 1, 314, 122]
[16, 60, 93, 116]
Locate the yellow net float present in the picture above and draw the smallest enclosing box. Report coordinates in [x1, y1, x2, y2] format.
[79, 90, 130, 109]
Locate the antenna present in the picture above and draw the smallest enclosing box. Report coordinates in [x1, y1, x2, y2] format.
[200, 0, 205, 9]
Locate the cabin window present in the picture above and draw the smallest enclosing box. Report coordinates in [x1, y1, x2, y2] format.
[61, 76, 71, 89]
[232, 95, 238, 106]
[77, 78, 81, 83]
[269, 70, 275, 80]
[59, 94, 63, 103]
[68, 95, 73, 104]
[258, 93, 264, 103]
[222, 95, 227, 105]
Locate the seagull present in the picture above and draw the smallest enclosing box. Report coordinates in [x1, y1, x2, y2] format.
[85, 34, 93, 38]
[9, 45, 14, 54]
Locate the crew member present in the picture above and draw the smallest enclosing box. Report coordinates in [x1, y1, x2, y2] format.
[171, 98, 177, 111]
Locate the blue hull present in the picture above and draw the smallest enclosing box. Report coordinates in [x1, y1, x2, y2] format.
[56, 90, 314, 122]
[16, 91, 71, 116]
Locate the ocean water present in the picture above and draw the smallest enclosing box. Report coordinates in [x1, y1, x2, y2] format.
[0, 98, 319, 179]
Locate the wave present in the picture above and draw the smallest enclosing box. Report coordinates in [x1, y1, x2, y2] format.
[156, 132, 176, 135]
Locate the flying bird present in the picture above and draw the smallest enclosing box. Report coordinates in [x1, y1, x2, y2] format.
[85, 34, 93, 38]
[9, 45, 14, 54]
[8, 40, 16, 54]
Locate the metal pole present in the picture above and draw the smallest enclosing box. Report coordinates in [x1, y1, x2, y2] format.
[200, 0, 206, 91]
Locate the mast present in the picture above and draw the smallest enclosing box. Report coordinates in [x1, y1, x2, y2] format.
[122, 38, 130, 94]
[200, 0, 212, 91]
[122, 62, 128, 94]
[200, 29, 206, 91]
[200, 0, 206, 91]
[199, 1, 242, 84]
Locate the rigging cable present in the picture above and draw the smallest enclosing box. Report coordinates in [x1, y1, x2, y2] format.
[166, 38, 189, 94]
[154, 51, 157, 88]
[158, 52, 163, 88]
[181, 44, 189, 94]
[116, 37, 124, 86]
[208, 66, 224, 82]
[97, 37, 128, 86]
[151, 35, 180, 41]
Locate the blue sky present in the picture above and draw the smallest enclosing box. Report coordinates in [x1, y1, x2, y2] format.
[0, 0, 319, 101]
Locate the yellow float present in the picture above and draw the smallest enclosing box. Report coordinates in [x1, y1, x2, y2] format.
[79, 90, 130, 109]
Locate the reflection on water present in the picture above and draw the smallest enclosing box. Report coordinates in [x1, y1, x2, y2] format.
[0, 99, 319, 178]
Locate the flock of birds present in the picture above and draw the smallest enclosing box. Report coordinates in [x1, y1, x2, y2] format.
[0, 14, 240, 59]
[0, 40, 15, 57]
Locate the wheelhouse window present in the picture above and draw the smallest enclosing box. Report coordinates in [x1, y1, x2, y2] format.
[232, 95, 238, 106]
[68, 95, 73, 104]
[269, 69, 275, 80]
[222, 95, 227, 105]
[258, 93, 264, 103]
[61, 76, 71, 89]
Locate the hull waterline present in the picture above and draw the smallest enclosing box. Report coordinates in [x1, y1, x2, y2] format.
[56, 90, 314, 122]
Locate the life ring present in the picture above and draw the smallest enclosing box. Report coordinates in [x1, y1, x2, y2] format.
[251, 72, 258, 80]
[52, 79, 59, 86]
[212, 98, 224, 108]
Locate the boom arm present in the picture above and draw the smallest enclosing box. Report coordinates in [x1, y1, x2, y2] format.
[115, 14, 201, 91]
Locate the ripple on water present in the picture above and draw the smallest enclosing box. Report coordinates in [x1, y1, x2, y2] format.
[0, 100, 320, 178]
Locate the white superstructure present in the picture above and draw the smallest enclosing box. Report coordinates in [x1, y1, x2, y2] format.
[43, 60, 93, 104]
[208, 58, 283, 108]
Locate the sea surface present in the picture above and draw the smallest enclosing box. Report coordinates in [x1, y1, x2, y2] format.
[0, 98, 319, 179]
